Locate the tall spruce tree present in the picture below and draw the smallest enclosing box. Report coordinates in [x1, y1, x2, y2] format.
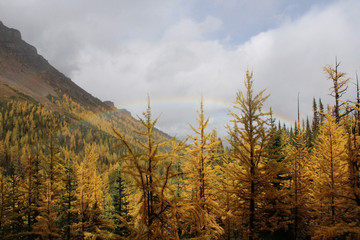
[319, 98, 325, 124]
[58, 149, 78, 240]
[109, 163, 131, 237]
[312, 98, 320, 134]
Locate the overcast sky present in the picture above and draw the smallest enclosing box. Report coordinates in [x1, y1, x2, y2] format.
[1, 0, 360, 139]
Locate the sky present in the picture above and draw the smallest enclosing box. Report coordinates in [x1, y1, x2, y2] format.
[1, 0, 360, 139]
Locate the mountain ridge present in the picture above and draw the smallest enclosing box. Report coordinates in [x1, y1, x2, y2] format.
[0, 20, 171, 141]
[0, 20, 111, 111]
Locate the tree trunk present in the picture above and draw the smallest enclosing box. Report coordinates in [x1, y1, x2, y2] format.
[249, 165, 255, 240]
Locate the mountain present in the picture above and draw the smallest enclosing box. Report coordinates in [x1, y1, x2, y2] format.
[0, 21, 170, 146]
[0, 20, 111, 110]
[0, 21, 177, 239]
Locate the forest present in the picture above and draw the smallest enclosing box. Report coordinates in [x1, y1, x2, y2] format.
[0, 62, 360, 240]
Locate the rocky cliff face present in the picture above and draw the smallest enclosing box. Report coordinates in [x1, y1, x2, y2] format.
[0, 21, 42, 68]
[0, 21, 110, 111]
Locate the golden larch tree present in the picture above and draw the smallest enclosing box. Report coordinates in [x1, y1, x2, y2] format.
[226, 70, 283, 240]
[184, 98, 223, 238]
[310, 113, 350, 239]
[113, 97, 185, 239]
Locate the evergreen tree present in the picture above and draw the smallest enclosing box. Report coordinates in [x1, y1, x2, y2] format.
[305, 117, 312, 147]
[356, 74, 360, 135]
[319, 98, 325, 124]
[74, 145, 114, 239]
[58, 149, 78, 240]
[109, 163, 131, 237]
[312, 97, 320, 134]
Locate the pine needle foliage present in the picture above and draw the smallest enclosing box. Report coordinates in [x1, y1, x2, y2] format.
[113, 96, 186, 240]
[74, 144, 115, 239]
[289, 125, 312, 240]
[226, 70, 283, 240]
[184, 98, 224, 239]
[310, 113, 350, 239]
[323, 59, 350, 122]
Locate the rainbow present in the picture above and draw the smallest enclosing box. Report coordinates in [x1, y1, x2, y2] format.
[119, 97, 295, 127]
[120, 97, 230, 110]
[50, 97, 295, 143]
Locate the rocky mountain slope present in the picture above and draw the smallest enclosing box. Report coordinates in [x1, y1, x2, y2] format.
[0, 21, 170, 142]
[0, 21, 110, 110]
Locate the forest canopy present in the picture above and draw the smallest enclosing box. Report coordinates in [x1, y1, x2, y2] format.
[1, 64, 360, 240]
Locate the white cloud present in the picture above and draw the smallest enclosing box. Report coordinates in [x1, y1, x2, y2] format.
[0, 0, 180, 74]
[162, 16, 222, 42]
[239, 0, 360, 121]
[69, 0, 360, 138]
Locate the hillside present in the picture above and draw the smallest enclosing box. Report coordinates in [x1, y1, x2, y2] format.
[0, 21, 107, 109]
[0, 21, 170, 144]
[0, 22, 184, 240]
